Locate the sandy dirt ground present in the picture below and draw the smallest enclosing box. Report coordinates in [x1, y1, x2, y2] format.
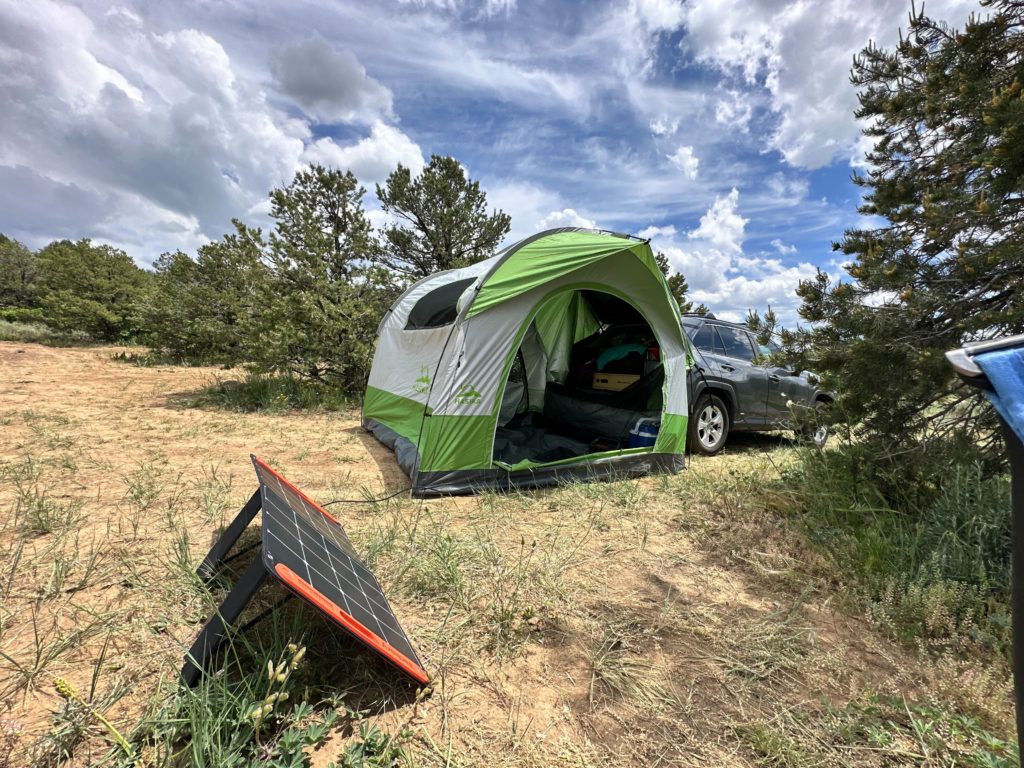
[0, 343, 1013, 767]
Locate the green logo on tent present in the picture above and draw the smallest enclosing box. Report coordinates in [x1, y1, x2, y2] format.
[454, 382, 482, 405]
[413, 366, 431, 395]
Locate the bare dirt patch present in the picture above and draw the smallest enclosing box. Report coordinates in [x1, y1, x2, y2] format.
[0, 343, 1012, 767]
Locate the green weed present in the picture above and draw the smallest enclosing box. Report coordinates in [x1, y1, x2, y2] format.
[0, 609, 108, 699]
[31, 633, 133, 766]
[588, 628, 668, 709]
[777, 447, 1012, 653]
[125, 607, 411, 768]
[110, 350, 200, 367]
[332, 723, 411, 768]
[735, 720, 816, 768]
[823, 695, 1018, 767]
[129, 641, 341, 767]
[2, 457, 82, 535]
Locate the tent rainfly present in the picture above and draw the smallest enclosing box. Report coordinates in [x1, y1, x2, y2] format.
[362, 228, 691, 497]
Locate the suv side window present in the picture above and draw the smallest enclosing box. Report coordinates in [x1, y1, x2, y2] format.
[714, 325, 756, 361]
[752, 334, 782, 361]
[691, 323, 716, 353]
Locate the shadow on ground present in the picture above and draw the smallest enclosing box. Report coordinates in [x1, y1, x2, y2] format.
[186, 540, 422, 725]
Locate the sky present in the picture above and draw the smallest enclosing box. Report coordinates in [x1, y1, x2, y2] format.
[0, 0, 980, 324]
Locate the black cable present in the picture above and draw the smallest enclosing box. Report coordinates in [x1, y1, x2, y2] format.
[321, 486, 411, 506]
[223, 539, 261, 564]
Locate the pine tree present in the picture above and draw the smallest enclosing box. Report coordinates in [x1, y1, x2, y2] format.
[146, 226, 269, 364]
[795, 0, 1024, 459]
[35, 239, 151, 341]
[375, 155, 511, 278]
[654, 250, 704, 314]
[0, 234, 39, 309]
[256, 165, 397, 390]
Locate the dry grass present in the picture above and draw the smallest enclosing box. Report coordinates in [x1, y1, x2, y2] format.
[0, 342, 1015, 767]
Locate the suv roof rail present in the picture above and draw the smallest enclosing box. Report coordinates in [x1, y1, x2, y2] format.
[682, 312, 717, 320]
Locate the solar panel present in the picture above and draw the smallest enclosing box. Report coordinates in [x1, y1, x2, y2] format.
[251, 456, 428, 685]
[181, 457, 428, 687]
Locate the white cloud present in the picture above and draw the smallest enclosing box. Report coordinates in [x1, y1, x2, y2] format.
[764, 172, 810, 204]
[771, 238, 797, 255]
[485, 179, 562, 243]
[270, 37, 393, 124]
[667, 145, 699, 179]
[395, 0, 517, 17]
[643, 189, 816, 324]
[0, 0, 874, 279]
[714, 89, 751, 131]
[681, 0, 977, 169]
[649, 117, 679, 136]
[481, 0, 518, 15]
[486, 180, 602, 244]
[0, 0, 312, 263]
[862, 290, 899, 308]
[537, 208, 597, 230]
[637, 224, 676, 240]
[848, 127, 879, 171]
[301, 121, 424, 185]
[630, 0, 687, 32]
[689, 188, 746, 255]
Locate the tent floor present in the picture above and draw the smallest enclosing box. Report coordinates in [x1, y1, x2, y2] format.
[493, 412, 617, 466]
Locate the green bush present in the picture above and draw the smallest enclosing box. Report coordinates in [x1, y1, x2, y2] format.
[127, 640, 338, 767]
[0, 319, 92, 345]
[824, 695, 1018, 767]
[0, 306, 46, 324]
[182, 374, 353, 413]
[779, 446, 1012, 653]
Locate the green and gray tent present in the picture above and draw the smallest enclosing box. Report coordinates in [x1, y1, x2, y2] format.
[362, 228, 690, 496]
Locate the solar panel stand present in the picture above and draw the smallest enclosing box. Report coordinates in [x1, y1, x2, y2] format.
[181, 456, 430, 688]
[183, 487, 270, 686]
[181, 556, 269, 687]
[197, 488, 262, 582]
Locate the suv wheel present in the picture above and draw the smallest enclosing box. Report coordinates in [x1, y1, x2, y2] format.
[690, 394, 729, 455]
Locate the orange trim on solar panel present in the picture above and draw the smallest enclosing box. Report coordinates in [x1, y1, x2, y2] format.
[251, 456, 343, 526]
[273, 563, 430, 685]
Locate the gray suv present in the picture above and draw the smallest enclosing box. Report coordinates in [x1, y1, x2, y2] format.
[683, 315, 832, 455]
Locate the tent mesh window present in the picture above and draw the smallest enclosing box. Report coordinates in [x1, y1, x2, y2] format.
[405, 278, 476, 330]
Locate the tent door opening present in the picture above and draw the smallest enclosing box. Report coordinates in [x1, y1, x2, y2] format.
[491, 290, 665, 468]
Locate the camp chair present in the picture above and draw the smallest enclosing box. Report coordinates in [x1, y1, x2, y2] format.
[947, 333, 1024, 749]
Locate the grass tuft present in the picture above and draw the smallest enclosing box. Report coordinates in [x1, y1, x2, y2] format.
[2, 457, 82, 536]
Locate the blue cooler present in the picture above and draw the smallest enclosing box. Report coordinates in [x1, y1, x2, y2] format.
[628, 417, 660, 448]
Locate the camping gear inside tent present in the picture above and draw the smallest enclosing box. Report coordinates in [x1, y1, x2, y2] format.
[362, 228, 691, 497]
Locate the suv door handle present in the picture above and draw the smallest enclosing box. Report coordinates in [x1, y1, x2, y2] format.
[768, 374, 781, 382]
[720, 363, 735, 372]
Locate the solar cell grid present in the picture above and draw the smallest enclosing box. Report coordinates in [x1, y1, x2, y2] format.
[251, 456, 428, 685]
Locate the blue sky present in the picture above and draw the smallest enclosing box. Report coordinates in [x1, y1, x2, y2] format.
[0, 0, 978, 323]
